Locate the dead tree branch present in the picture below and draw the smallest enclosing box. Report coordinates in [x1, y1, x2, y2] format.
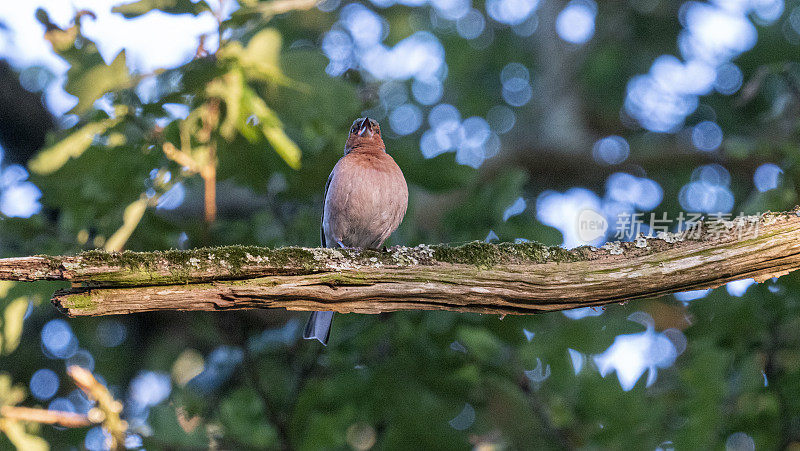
[0, 211, 799, 317]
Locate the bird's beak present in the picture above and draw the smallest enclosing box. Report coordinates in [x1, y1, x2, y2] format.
[357, 118, 373, 137]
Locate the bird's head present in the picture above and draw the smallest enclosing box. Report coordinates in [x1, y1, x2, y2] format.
[345, 117, 385, 154]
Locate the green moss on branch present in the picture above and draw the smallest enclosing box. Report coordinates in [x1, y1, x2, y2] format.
[15, 209, 800, 288]
[431, 241, 577, 267]
[64, 241, 577, 274]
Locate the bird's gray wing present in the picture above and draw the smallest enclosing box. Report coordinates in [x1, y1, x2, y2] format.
[320, 170, 334, 247]
[307, 170, 338, 345]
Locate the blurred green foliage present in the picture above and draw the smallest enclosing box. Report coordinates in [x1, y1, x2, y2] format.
[1, 0, 800, 449]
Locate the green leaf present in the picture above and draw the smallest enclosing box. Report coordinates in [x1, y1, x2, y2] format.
[0, 282, 14, 300]
[219, 28, 292, 86]
[242, 89, 301, 169]
[456, 326, 505, 362]
[219, 387, 278, 447]
[206, 70, 245, 140]
[263, 126, 302, 170]
[240, 28, 283, 82]
[0, 420, 49, 451]
[231, 0, 321, 23]
[65, 51, 132, 115]
[0, 373, 25, 407]
[171, 349, 205, 387]
[210, 77, 302, 169]
[104, 197, 148, 252]
[112, 0, 210, 18]
[145, 405, 209, 448]
[2, 298, 28, 355]
[29, 117, 120, 175]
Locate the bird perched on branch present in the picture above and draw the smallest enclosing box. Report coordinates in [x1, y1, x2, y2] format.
[303, 117, 408, 345]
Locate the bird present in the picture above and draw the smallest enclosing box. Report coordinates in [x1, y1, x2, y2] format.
[303, 117, 408, 345]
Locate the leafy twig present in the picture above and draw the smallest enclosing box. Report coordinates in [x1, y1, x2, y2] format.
[67, 365, 127, 450]
[0, 405, 91, 428]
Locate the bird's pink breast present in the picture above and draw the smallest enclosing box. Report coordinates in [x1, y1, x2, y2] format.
[322, 151, 408, 249]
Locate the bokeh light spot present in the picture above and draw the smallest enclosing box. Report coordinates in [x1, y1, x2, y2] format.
[129, 371, 171, 408]
[85, 426, 113, 451]
[753, 163, 782, 192]
[502, 197, 527, 221]
[592, 136, 630, 165]
[456, 9, 486, 39]
[714, 62, 743, 95]
[66, 349, 96, 372]
[30, 368, 59, 401]
[411, 78, 443, 105]
[524, 358, 551, 389]
[486, 105, 516, 134]
[41, 319, 78, 359]
[727, 279, 755, 297]
[692, 120, 723, 151]
[486, 0, 539, 25]
[726, 432, 755, 451]
[593, 312, 684, 391]
[96, 320, 127, 348]
[556, 0, 597, 44]
[448, 403, 476, 430]
[389, 103, 423, 135]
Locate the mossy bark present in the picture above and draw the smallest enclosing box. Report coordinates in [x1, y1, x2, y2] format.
[1, 210, 787, 316]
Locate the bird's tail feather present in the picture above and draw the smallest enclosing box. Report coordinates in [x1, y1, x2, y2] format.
[303, 311, 334, 345]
